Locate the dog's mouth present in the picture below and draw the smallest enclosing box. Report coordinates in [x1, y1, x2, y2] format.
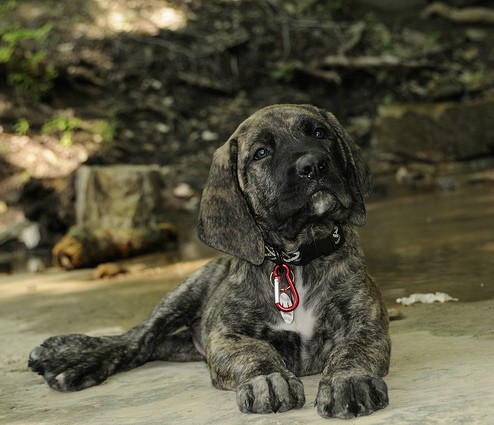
[270, 182, 350, 227]
[309, 190, 338, 216]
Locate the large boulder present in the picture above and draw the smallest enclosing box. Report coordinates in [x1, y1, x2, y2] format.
[372, 99, 494, 162]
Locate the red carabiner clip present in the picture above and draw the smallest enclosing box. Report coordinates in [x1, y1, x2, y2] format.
[273, 264, 299, 312]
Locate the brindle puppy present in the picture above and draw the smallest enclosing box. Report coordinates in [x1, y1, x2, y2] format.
[29, 104, 391, 419]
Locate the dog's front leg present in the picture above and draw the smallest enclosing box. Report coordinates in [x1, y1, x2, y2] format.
[316, 369, 389, 419]
[206, 332, 305, 414]
[315, 325, 390, 419]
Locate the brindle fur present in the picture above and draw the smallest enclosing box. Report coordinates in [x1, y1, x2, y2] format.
[29, 104, 391, 419]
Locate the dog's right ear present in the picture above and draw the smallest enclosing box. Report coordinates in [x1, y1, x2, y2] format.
[197, 138, 265, 265]
[322, 111, 372, 227]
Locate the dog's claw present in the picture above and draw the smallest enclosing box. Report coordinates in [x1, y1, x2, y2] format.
[236, 372, 305, 414]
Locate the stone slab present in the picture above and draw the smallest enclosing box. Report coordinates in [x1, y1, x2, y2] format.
[372, 99, 494, 161]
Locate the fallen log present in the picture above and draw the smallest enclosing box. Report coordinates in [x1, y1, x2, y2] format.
[422, 2, 494, 25]
[52, 223, 178, 270]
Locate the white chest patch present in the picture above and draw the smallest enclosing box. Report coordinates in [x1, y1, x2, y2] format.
[271, 271, 317, 341]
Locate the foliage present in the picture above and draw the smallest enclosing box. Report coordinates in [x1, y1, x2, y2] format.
[364, 12, 393, 54]
[14, 118, 30, 135]
[0, 0, 57, 99]
[271, 62, 296, 83]
[42, 116, 81, 147]
[41, 115, 115, 147]
[89, 119, 116, 145]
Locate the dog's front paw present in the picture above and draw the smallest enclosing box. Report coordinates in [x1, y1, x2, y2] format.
[236, 372, 305, 414]
[316, 373, 388, 419]
[28, 334, 126, 392]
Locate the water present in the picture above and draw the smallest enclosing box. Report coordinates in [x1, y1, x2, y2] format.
[2, 186, 493, 307]
[174, 184, 494, 304]
[359, 186, 494, 303]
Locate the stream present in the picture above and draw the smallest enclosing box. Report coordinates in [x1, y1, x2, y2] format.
[360, 186, 494, 304]
[1, 186, 493, 306]
[173, 184, 494, 305]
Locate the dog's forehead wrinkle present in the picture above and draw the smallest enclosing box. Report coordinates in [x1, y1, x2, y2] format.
[239, 113, 337, 157]
[247, 127, 276, 147]
[251, 106, 321, 128]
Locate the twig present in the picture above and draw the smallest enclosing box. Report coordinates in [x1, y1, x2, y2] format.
[338, 21, 366, 56]
[177, 72, 237, 94]
[292, 62, 341, 84]
[321, 55, 434, 69]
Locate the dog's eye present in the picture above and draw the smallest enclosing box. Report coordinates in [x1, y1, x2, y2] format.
[253, 147, 270, 161]
[313, 127, 327, 139]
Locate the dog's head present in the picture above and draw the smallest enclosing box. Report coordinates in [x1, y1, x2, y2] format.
[198, 104, 371, 265]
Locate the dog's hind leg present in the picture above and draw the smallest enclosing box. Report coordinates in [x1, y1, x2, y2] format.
[28, 257, 230, 392]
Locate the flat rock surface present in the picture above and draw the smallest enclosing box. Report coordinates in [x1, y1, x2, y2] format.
[372, 100, 494, 161]
[1, 187, 494, 424]
[1, 263, 493, 425]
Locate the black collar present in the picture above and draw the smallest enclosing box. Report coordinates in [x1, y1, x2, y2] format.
[264, 223, 344, 266]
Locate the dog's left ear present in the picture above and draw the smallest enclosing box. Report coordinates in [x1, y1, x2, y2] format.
[325, 112, 372, 226]
[197, 138, 265, 265]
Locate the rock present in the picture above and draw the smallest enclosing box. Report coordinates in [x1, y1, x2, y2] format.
[387, 308, 404, 321]
[51, 165, 183, 268]
[75, 165, 163, 229]
[93, 262, 127, 279]
[395, 164, 435, 187]
[20, 177, 75, 246]
[172, 182, 195, 199]
[26, 257, 46, 273]
[201, 130, 219, 141]
[372, 100, 494, 162]
[0, 220, 30, 246]
[19, 222, 41, 249]
[346, 116, 373, 140]
[465, 168, 494, 184]
[464, 28, 487, 42]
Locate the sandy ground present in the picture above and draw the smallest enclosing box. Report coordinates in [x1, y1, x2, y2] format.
[1, 187, 494, 424]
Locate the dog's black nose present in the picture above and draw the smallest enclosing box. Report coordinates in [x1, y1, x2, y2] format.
[296, 152, 327, 180]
